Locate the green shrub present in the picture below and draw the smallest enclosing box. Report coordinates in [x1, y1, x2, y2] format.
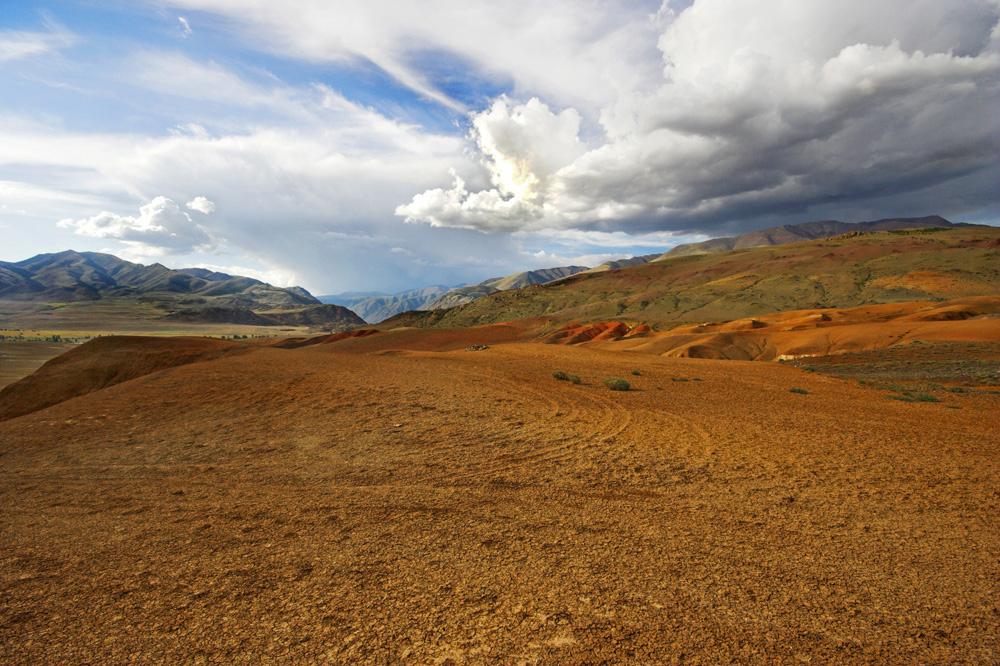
[887, 395, 914, 402]
[631, 370, 641, 376]
[551, 371, 569, 381]
[567, 375, 581, 384]
[915, 393, 939, 402]
[946, 386, 966, 393]
[604, 377, 631, 391]
[789, 388, 809, 394]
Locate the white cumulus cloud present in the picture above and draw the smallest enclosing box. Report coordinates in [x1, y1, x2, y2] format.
[58, 196, 216, 255]
[186, 196, 216, 214]
[396, 97, 587, 231]
[398, 0, 1000, 234]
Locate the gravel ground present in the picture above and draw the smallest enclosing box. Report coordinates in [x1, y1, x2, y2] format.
[2, 341, 998, 665]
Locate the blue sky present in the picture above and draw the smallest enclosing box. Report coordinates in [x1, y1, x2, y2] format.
[2, 0, 998, 294]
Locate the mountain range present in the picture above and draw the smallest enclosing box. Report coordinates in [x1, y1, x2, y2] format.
[0, 250, 362, 329]
[320, 267, 591, 323]
[343, 285, 453, 323]
[321, 215, 971, 323]
[1, 216, 979, 329]
[422, 266, 590, 312]
[385, 224, 999, 330]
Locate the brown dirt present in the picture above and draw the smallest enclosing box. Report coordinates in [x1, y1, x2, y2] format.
[2, 329, 998, 665]
[0, 336, 253, 421]
[0, 340, 75, 389]
[271, 329, 383, 350]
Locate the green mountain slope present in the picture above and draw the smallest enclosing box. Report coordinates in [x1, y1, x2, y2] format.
[655, 215, 966, 259]
[384, 226, 1000, 330]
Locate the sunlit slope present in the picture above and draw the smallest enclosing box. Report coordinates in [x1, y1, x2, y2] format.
[386, 227, 1000, 329]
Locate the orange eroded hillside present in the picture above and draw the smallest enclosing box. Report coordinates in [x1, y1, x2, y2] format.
[589, 296, 1000, 360]
[2, 329, 999, 665]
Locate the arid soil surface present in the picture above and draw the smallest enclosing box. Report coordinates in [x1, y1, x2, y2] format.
[2, 333, 999, 665]
[0, 340, 75, 389]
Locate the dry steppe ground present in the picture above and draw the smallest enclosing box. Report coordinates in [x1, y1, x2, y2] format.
[0, 340, 75, 389]
[2, 331, 999, 665]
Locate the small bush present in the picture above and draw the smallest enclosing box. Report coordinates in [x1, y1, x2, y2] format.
[604, 377, 631, 391]
[803, 365, 816, 372]
[671, 377, 688, 382]
[887, 395, 914, 402]
[551, 371, 569, 381]
[946, 386, 966, 393]
[567, 375, 581, 384]
[789, 388, 809, 394]
[631, 370, 641, 376]
[692, 378, 702, 381]
[915, 393, 939, 403]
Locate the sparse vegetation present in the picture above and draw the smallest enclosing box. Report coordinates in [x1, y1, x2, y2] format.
[552, 371, 582, 384]
[914, 393, 940, 403]
[631, 370, 641, 376]
[785, 341, 1000, 393]
[604, 377, 631, 391]
[789, 388, 809, 394]
[887, 395, 914, 402]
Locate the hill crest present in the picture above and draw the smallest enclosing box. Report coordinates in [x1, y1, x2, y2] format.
[382, 226, 999, 330]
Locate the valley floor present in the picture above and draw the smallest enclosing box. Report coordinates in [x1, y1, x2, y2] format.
[1, 338, 998, 664]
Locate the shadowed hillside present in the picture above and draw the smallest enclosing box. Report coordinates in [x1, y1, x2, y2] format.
[0, 336, 254, 421]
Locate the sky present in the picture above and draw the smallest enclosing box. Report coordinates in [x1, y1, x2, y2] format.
[2, 0, 998, 296]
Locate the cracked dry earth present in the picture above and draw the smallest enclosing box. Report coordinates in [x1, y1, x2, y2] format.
[2, 341, 998, 665]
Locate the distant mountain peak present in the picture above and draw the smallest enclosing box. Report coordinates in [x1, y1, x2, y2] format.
[0, 250, 319, 309]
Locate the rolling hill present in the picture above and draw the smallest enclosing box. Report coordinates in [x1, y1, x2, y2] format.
[360, 216, 973, 320]
[384, 226, 1000, 330]
[655, 215, 969, 259]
